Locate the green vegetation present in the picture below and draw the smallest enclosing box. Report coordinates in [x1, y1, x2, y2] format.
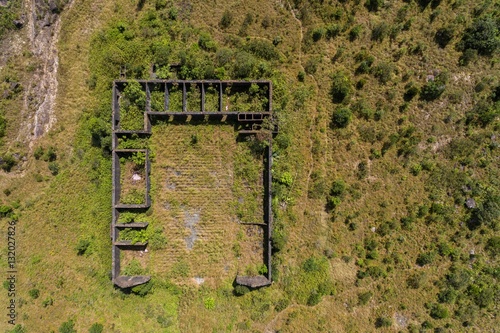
[0, 0, 498, 331]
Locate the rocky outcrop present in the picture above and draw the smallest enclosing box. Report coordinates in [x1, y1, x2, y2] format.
[17, 0, 72, 146]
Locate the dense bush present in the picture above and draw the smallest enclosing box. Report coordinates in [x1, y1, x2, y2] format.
[485, 236, 500, 256]
[198, 32, 217, 52]
[468, 195, 500, 230]
[1, 154, 16, 172]
[435, 26, 454, 48]
[331, 107, 352, 128]
[459, 16, 500, 56]
[219, 10, 233, 29]
[349, 25, 363, 41]
[404, 82, 419, 101]
[76, 239, 91, 256]
[375, 316, 392, 328]
[466, 101, 499, 127]
[245, 39, 279, 61]
[416, 251, 435, 266]
[365, 0, 383, 12]
[420, 77, 446, 101]
[429, 303, 450, 319]
[234, 285, 250, 296]
[331, 71, 351, 103]
[312, 27, 326, 42]
[437, 288, 457, 304]
[0, 205, 12, 217]
[131, 280, 153, 296]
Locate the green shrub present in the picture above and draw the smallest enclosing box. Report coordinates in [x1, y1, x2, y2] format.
[485, 236, 500, 256]
[1, 154, 16, 172]
[6, 325, 26, 333]
[372, 62, 393, 85]
[89, 323, 103, 333]
[365, 0, 383, 12]
[459, 48, 478, 66]
[404, 82, 419, 101]
[371, 22, 389, 42]
[429, 303, 450, 319]
[42, 297, 54, 307]
[416, 251, 436, 266]
[420, 79, 445, 101]
[42, 146, 57, 162]
[274, 298, 290, 312]
[233, 51, 256, 78]
[331, 108, 352, 128]
[353, 100, 373, 120]
[410, 164, 422, 176]
[326, 24, 341, 39]
[234, 285, 250, 296]
[375, 316, 392, 328]
[357, 161, 367, 179]
[28, 288, 40, 299]
[312, 27, 326, 42]
[297, 71, 305, 82]
[123, 81, 146, 109]
[330, 179, 346, 197]
[459, 16, 500, 56]
[76, 239, 91, 256]
[331, 71, 352, 103]
[245, 39, 279, 60]
[34, 146, 44, 160]
[469, 195, 500, 230]
[131, 280, 153, 296]
[204, 297, 215, 310]
[198, 32, 216, 52]
[446, 265, 472, 290]
[349, 25, 363, 41]
[435, 26, 454, 48]
[437, 288, 457, 304]
[0, 205, 13, 217]
[238, 13, 253, 36]
[466, 101, 499, 127]
[307, 291, 322, 306]
[363, 265, 387, 279]
[48, 162, 59, 176]
[407, 272, 426, 289]
[0, 113, 5, 138]
[59, 320, 76, 333]
[304, 57, 319, 75]
[219, 10, 233, 29]
[358, 291, 372, 305]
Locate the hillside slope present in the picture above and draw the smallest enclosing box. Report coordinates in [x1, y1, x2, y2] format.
[0, 0, 499, 332]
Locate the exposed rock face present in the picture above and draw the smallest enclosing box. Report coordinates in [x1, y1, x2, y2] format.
[17, 0, 72, 146]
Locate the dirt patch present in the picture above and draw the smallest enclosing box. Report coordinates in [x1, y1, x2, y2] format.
[183, 208, 200, 250]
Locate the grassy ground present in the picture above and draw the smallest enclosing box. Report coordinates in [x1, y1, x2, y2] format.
[147, 122, 265, 286]
[0, 0, 498, 332]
